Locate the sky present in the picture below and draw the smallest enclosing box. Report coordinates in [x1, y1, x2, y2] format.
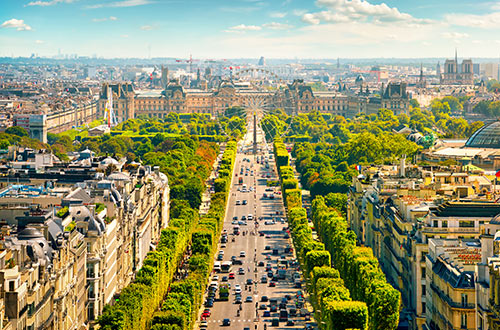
[1, 0, 500, 59]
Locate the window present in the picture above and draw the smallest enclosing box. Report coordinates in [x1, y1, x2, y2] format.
[9, 280, 14, 291]
[421, 267, 426, 279]
[461, 313, 467, 328]
[459, 221, 474, 228]
[422, 284, 426, 296]
[461, 293, 468, 306]
[433, 220, 438, 228]
[442, 221, 448, 228]
[421, 302, 426, 314]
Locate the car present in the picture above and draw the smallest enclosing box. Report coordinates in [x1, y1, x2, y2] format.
[221, 243, 226, 248]
[236, 200, 241, 205]
[263, 311, 271, 317]
[265, 221, 275, 225]
[266, 255, 272, 260]
[266, 264, 272, 271]
[240, 251, 246, 257]
[286, 320, 295, 326]
[235, 287, 242, 294]
[217, 254, 223, 261]
[222, 318, 231, 326]
[202, 309, 211, 317]
[246, 278, 253, 285]
[265, 245, 271, 250]
[233, 216, 238, 220]
[232, 220, 239, 225]
[259, 304, 267, 310]
[205, 299, 213, 307]
[241, 215, 247, 220]
[222, 276, 228, 282]
[259, 232, 265, 237]
[269, 282, 276, 287]
[242, 200, 248, 205]
[270, 305, 277, 312]
[234, 284, 241, 291]
[200, 320, 208, 328]
[258, 261, 265, 267]
[233, 259, 243, 265]
[244, 327, 250, 330]
[261, 275, 268, 283]
[247, 214, 253, 220]
[238, 268, 245, 275]
[213, 275, 219, 281]
[235, 296, 242, 304]
[271, 318, 279, 326]
[238, 221, 247, 226]
[245, 296, 253, 302]
[228, 272, 235, 279]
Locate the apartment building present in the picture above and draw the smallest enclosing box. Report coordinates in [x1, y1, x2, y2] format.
[0, 151, 169, 329]
[348, 162, 500, 330]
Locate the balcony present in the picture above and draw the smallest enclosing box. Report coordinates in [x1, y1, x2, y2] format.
[430, 283, 475, 309]
[422, 227, 479, 234]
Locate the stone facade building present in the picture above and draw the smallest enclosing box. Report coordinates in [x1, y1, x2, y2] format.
[98, 79, 410, 122]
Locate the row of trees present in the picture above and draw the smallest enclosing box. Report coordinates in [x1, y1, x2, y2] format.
[97, 137, 224, 329]
[149, 141, 237, 330]
[291, 133, 419, 197]
[261, 105, 483, 143]
[276, 140, 401, 329]
[112, 113, 246, 139]
[311, 196, 400, 330]
[274, 140, 369, 330]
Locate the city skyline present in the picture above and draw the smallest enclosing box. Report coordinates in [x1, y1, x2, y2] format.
[2, 0, 500, 59]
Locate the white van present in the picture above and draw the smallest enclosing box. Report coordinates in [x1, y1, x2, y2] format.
[213, 261, 221, 272]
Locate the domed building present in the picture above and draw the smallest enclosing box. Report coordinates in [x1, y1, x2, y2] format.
[464, 121, 500, 149]
[426, 120, 500, 171]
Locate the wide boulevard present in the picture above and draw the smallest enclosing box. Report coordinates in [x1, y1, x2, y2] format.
[196, 121, 314, 330]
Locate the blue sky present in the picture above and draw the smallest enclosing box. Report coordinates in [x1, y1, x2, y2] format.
[1, 0, 500, 58]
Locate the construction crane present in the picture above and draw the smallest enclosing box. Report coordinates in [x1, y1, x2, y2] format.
[175, 54, 200, 73]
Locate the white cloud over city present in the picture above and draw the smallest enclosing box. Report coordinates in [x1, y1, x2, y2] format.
[1, 19, 32, 31]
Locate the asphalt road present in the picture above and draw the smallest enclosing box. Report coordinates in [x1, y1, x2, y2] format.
[197, 124, 314, 330]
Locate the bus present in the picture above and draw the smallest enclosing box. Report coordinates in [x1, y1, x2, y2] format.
[221, 261, 232, 273]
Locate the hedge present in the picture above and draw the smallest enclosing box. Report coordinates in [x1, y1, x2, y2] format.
[273, 139, 368, 330]
[311, 196, 400, 330]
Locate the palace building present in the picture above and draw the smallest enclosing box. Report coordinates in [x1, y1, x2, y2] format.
[98, 79, 410, 122]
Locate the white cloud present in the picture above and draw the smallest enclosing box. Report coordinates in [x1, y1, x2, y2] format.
[442, 32, 469, 39]
[226, 24, 262, 32]
[92, 16, 118, 22]
[303, 0, 433, 26]
[26, 0, 75, 6]
[35, 40, 44, 44]
[262, 22, 293, 30]
[270, 12, 287, 18]
[140, 25, 156, 30]
[445, 12, 500, 29]
[87, 0, 152, 9]
[1, 19, 32, 31]
[121, 34, 129, 38]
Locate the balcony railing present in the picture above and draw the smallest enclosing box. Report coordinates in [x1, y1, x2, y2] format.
[430, 283, 475, 309]
[422, 227, 479, 234]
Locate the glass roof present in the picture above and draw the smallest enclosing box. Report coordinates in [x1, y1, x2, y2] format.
[465, 121, 500, 149]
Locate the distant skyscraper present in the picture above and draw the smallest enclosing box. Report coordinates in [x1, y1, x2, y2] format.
[258, 56, 266, 66]
[436, 62, 441, 76]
